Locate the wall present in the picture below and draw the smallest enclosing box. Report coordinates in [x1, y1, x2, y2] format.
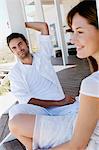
[43, 4, 66, 47]
[0, 0, 11, 48]
[62, 0, 80, 28]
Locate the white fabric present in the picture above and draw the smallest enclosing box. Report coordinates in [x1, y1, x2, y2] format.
[86, 121, 99, 150]
[33, 102, 79, 149]
[82, 71, 99, 150]
[80, 71, 99, 97]
[9, 35, 65, 104]
[9, 97, 79, 120]
[32, 71, 99, 149]
[33, 113, 77, 149]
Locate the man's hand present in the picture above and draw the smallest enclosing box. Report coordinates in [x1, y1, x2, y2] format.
[63, 96, 76, 105]
[28, 96, 76, 108]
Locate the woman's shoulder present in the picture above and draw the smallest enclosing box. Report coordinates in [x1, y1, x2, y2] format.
[80, 71, 99, 97]
[83, 71, 99, 83]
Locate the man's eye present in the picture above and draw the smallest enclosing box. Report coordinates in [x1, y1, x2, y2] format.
[18, 42, 23, 46]
[12, 47, 16, 50]
[78, 31, 83, 33]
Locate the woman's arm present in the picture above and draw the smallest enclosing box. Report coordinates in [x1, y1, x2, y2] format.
[52, 94, 99, 150]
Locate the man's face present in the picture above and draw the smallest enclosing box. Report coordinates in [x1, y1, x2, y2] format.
[9, 37, 30, 60]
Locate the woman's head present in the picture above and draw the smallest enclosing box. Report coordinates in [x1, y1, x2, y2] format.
[67, 0, 98, 29]
[67, 0, 99, 72]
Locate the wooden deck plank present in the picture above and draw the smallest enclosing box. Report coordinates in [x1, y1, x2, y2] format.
[3, 139, 26, 150]
[57, 57, 90, 97]
[0, 114, 9, 143]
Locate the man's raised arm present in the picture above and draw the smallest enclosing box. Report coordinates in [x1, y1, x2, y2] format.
[25, 22, 49, 35]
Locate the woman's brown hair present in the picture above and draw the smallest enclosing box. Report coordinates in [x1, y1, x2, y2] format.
[67, 0, 98, 72]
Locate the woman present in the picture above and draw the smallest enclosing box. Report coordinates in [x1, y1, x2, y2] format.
[51, 0, 99, 149]
[9, 1, 99, 150]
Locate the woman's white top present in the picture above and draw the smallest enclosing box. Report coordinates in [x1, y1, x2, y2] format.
[80, 70, 99, 97]
[80, 71, 99, 150]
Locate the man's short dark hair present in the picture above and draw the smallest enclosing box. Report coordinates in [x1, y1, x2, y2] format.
[7, 33, 27, 47]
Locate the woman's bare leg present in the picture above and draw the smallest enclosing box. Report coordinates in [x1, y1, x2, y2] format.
[8, 114, 35, 150]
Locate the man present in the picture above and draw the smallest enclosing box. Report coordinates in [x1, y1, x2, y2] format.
[7, 22, 78, 150]
[8, 22, 75, 110]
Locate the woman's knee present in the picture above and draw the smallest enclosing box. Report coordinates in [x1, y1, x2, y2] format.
[8, 114, 36, 137]
[8, 114, 23, 135]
